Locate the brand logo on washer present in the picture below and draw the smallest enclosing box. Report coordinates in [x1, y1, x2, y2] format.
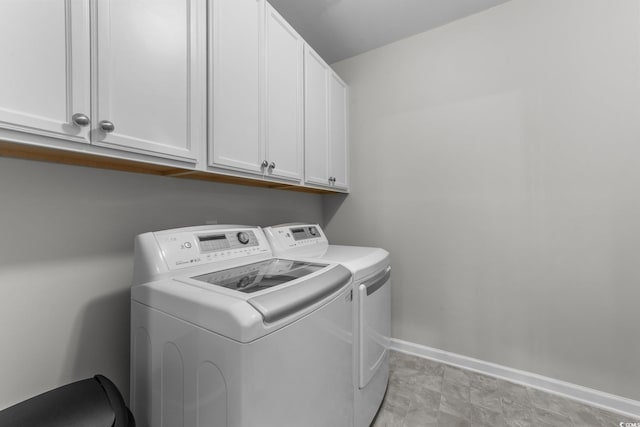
[620, 423, 640, 427]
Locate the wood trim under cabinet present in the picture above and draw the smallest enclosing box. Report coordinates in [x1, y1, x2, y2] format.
[0, 140, 337, 194]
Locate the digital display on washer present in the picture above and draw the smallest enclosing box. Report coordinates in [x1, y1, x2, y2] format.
[197, 231, 259, 253]
[198, 234, 231, 253]
[191, 259, 326, 293]
[199, 235, 226, 242]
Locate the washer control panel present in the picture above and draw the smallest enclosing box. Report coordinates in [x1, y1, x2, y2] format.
[155, 227, 270, 270]
[197, 230, 259, 253]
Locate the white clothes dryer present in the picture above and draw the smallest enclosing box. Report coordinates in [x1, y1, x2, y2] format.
[130, 225, 354, 427]
[263, 224, 391, 427]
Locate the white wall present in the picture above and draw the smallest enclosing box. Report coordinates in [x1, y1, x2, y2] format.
[0, 157, 323, 409]
[327, 0, 640, 401]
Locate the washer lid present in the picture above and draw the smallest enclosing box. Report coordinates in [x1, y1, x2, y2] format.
[191, 258, 326, 294]
[132, 262, 353, 343]
[247, 264, 351, 323]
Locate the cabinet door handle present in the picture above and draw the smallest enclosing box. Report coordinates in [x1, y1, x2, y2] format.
[269, 162, 276, 169]
[261, 160, 268, 168]
[99, 120, 115, 133]
[71, 113, 90, 127]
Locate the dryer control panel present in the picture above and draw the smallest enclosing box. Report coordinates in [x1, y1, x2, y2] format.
[152, 226, 271, 271]
[263, 224, 329, 257]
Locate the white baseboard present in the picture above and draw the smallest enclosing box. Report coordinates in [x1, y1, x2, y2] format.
[390, 338, 640, 419]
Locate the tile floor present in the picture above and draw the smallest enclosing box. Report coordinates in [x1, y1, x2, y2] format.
[372, 350, 640, 427]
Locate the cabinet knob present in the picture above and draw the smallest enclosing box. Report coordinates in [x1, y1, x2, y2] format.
[99, 120, 115, 133]
[261, 160, 269, 168]
[329, 176, 335, 183]
[71, 113, 90, 127]
[269, 162, 276, 169]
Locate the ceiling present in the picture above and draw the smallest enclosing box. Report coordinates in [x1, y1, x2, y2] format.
[268, 0, 511, 64]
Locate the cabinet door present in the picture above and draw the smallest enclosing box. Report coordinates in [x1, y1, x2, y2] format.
[93, 0, 205, 162]
[265, 5, 303, 182]
[209, 0, 264, 174]
[0, 0, 90, 143]
[329, 73, 349, 190]
[304, 46, 330, 187]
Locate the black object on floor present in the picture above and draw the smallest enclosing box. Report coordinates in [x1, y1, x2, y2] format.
[0, 375, 135, 427]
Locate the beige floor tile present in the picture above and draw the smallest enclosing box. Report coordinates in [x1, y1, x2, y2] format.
[383, 351, 632, 427]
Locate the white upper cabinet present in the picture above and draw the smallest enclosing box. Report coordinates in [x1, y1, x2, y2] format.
[329, 73, 349, 190]
[304, 46, 330, 187]
[93, 0, 205, 162]
[0, 0, 205, 163]
[265, 4, 303, 181]
[304, 45, 349, 190]
[0, 0, 91, 143]
[209, 0, 264, 174]
[209, 0, 305, 183]
[0, 0, 347, 192]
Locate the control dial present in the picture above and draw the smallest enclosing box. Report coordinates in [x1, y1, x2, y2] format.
[237, 231, 250, 244]
[309, 227, 318, 236]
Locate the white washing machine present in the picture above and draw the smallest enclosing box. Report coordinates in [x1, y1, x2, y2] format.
[263, 224, 391, 427]
[130, 225, 354, 427]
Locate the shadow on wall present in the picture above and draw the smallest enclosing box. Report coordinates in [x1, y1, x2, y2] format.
[65, 288, 131, 402]
[323, 193, 348, 226]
